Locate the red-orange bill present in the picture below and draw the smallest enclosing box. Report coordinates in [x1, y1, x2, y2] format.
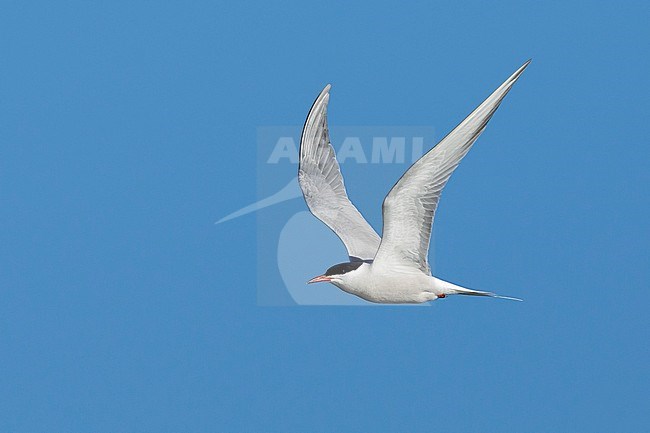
[307, 275, 332, 284]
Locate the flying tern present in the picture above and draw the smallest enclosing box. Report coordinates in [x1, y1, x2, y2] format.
[299, 61, 530, 303]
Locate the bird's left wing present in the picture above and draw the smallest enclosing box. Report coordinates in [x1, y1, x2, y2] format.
[373, 61, 530, 274]
[298, 84, 381, 261]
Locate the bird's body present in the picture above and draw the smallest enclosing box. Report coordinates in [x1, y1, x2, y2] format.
[331, 263, 432, 303]
[320, 262, 517, 303]
[327, 263, 444, 303]
[299, 61, 530, 304]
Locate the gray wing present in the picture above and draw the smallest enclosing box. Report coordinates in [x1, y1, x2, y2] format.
[298, 84, 381, 261]
[373, 61, 530, 274]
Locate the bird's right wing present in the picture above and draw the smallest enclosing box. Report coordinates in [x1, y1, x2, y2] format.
[373, 61, 530, 275]
[298, 84, 381, 261]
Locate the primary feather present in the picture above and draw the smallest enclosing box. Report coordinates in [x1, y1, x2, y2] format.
[298, 85, 381, 261]
[372, 60, 530, 275]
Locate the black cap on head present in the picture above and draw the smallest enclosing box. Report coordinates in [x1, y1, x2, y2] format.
[325, 261, 364, 276]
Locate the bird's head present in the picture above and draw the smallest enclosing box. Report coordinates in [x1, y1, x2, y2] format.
[307, 261, 365, 285]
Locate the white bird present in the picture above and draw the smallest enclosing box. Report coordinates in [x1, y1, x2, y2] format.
[299, 61, 530, 304]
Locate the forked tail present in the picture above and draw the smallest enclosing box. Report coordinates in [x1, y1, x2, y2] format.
[441, 279, 523, 302]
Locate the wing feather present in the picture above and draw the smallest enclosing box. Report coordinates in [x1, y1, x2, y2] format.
[373, 61, 531, 274]
[298, 85, 381, 261]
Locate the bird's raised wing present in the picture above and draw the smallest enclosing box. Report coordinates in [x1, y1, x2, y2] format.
[373, 61, 530, 274]
[298, 84, 381, 261]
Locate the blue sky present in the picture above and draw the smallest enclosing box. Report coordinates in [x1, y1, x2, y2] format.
[1, 1, 649, 432]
